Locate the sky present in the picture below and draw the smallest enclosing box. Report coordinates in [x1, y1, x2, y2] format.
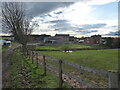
[1, 0, 119, 37]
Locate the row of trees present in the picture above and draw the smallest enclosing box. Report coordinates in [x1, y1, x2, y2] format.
[2, 2, 38, 54]
[105, 37, 120, 48]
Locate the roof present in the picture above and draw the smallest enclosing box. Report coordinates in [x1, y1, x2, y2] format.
[69, 36, 74, 38]
[55, 34, 69, 37]
[1, 36, 14, 37]
[31, 34, 51, 37]
[48, 37, 60, 40]
[91, 35, 101, 37]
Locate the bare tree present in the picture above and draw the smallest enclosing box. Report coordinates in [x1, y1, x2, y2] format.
[2, 2, 35, 54]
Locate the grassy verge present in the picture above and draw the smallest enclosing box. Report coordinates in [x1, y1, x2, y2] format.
[6, 48, 70, 88]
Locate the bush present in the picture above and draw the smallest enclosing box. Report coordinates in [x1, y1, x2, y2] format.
[105, 38, 113, 48]
[112, 38, 120, 48]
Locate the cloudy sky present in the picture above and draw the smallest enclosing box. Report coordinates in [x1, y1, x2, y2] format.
[1, 0, 119, 37]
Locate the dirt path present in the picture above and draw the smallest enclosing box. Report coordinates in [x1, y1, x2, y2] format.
[2, 45, 20, 88]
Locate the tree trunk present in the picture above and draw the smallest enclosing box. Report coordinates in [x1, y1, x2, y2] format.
[22, 44, 27, 55]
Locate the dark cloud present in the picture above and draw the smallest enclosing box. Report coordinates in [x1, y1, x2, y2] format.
[48, 19, 103, 35]
[48, 19, 71, 30]
[54, 23, 107, 32]
[26, 2, 74, 17]
[81, 23, 107, 29]
[76, 27, 84, 30]
[52, 22, 74, 31]
[76, 29, 98, 34]
[104, 31, 120, 36]
[47, 14, 52, 17]
[91, 30, 98, 32]
[49, 20, 67, 23]
[54, 11, 63, 14]
[73, 24, 107, 33]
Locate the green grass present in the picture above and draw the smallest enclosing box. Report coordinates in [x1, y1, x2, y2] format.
[37, 49, 118, 87]
[5, 48, 70, 88]
[46, 59, 108, 87]
[38, 49, 118, 71]
[34, 43, 109, 51]
[4, 44, 118, 88]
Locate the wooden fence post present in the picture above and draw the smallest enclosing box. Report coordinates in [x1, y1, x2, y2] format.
[109, 71, 118, 88]
[43, 56, 46, 76]
[32, 51, 34, 64]
[36, 53, 38, 68]
[58, 60, 63, 88]
[29, 50, 31, 60]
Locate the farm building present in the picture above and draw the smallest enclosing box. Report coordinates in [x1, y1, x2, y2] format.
[44, 37, 60, 44]
[30, 34, 51, 43]
[83, 35, 102, 45]
[69, 36, 75, 43]
[44, 34, 70, 44]
[55, 34, 70, 44]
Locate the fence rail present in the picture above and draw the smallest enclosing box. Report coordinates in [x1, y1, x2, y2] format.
[62, 72, 98, 88]
[46, 62, 97, 88]
[44, 55, 110, 78]
[62, 60, 109, 78]
[29, 50, 118, 88]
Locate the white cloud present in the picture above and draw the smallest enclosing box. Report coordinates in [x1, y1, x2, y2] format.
[85, 0, 118, 5]
[31, 1, 118, 37]
[63, 2, 95, 25]
[32, 30, 59, 36]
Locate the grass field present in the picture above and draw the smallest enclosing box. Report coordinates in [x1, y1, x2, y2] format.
[36, 48, 118, 87]
[27, 48, 118, 88]
[35, 44, 108, 50]
[38, 49, 118, 71]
